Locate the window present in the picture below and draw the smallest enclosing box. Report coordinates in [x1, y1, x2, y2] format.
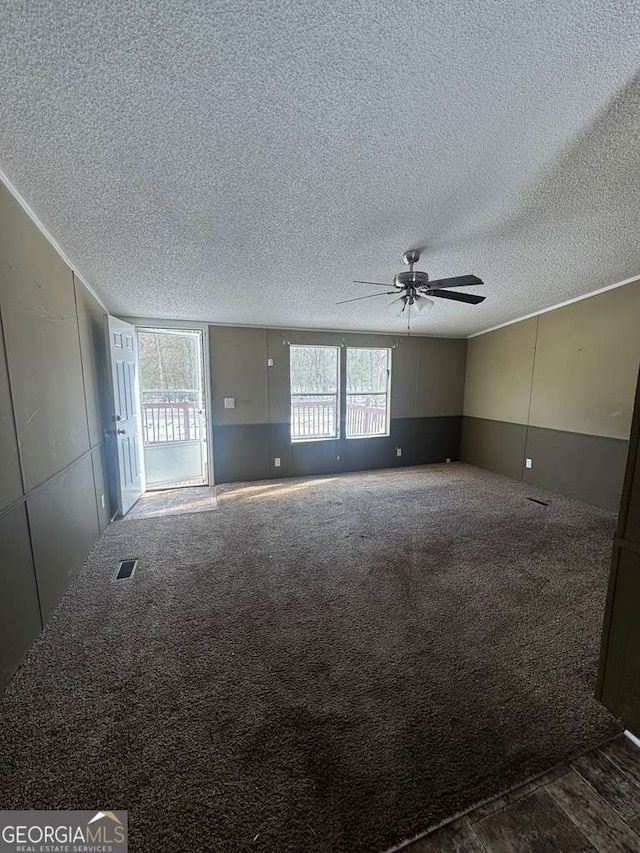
[290, 345, 339, 440]
[290, 345, 391, 441]
[346, 347, 390, 438]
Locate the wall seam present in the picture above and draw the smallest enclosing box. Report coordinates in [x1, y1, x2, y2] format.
[22, 501, 44, 629]
[0, 297, 27, 496]
[520, 315, 540, 481]
[0, 295, 46, 628]
[72, 272, 95, 453]
[0, 442, 105, 524]
[414, 340, 419, 420]
[89, 448, 103, 534]
[263, 328, 270, 427]
[0, 287, 46, 630]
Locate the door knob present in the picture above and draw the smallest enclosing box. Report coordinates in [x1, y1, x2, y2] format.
[117, 429, 126, 435]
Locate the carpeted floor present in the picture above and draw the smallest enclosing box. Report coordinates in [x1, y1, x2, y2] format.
[0, 464, 621, 853]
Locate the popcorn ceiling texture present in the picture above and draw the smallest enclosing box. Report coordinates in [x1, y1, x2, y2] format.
[1, 0, 640, 335]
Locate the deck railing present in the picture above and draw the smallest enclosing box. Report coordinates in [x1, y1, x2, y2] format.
[142, 401, 202, 444]
[290, 399, 387, 439]
[143, 399, 387, 444]
[291, 399, 337, 438]
[346, 402, 386, 436]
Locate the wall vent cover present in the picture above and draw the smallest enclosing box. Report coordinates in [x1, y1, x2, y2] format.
[526, 497, 549, 507]
[115, 559, 138, 580]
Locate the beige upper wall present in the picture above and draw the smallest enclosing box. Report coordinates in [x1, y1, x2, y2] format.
[0, 177, 110, 516]
[529, 282, 640, 439]
[418, 336, 468, 418]
[210, 325, 467, 426]
[463, 318, 537, 424]
[464, 280, 640, 440]
[0, 182, 90, 492]
[0, 174, 112, 688]
[209, 326, 269, 425]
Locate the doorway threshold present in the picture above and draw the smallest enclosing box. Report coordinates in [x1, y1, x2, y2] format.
[123, 486, 218, 520]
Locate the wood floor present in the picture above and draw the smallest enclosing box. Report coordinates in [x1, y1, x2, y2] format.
[401, 734, 640, 852]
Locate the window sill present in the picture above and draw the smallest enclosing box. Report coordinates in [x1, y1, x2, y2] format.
[346, 433, 390, 440]
[290, 433, 391, 443]
[290, 436, 339, 444]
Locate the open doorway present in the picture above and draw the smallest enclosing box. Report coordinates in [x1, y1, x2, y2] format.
[137, 327, 210, 490]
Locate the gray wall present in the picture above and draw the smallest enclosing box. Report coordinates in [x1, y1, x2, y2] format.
[0, 181, 110, 689]
[209, 326, 467, 483]
[462, 282, 640, 509]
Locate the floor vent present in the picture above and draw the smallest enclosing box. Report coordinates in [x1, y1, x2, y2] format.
[526, 497, 549, 506]
[115, 559, 138, 580]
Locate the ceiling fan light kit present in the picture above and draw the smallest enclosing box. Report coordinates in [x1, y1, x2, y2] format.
[340, 249, 486, 332]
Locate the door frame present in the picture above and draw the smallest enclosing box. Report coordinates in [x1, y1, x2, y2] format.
[121, 317, 215, 486]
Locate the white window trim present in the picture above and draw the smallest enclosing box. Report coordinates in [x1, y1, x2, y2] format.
[289, 344, 392, 442]
[290, 344, 340, 442]
[345, 346, 392, 440]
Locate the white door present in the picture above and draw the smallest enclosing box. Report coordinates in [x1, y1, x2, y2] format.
[106, 316, 145, 515]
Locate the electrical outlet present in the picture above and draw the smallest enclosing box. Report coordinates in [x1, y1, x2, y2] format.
[223, 397, 236, 409]
[100, 494, 105, 509]
[267, 358, 274, 367]
[525, 457, 533, 469]
[396, 447, 402, 457]
[274, 457, 281, 467]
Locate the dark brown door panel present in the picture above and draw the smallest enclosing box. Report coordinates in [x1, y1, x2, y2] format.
[598, 366, 640, 735]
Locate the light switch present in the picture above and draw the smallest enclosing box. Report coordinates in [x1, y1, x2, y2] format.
[223, 397, 236, 409]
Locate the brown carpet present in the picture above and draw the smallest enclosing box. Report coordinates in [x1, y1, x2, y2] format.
[0, 464, 621, 852]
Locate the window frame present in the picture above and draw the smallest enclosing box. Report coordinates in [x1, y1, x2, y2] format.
[289, 344, 341, 442]
[289, 344, 392, 443]
[344, 346, 392, 440]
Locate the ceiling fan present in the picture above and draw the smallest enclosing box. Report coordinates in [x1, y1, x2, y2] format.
[339, 249, 485, 331]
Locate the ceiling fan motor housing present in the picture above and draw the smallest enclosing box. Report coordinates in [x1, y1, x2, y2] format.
[394, 270, 430, 289]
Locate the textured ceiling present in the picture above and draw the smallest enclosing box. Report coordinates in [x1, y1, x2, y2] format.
[1, 1, 640, 336]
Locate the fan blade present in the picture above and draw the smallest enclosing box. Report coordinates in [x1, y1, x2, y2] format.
[428, 289, 485, 304]
[425, 274, 483, 289]
[336, 291, 397, 305]
[353, 280, 396, 287]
